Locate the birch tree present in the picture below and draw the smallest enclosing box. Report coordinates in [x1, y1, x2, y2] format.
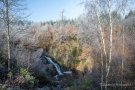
[0, 0, 26, 73]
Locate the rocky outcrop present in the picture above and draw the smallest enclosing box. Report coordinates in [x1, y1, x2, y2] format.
[12, 46, 73, 88]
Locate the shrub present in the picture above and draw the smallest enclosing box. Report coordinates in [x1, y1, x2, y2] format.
[7, 71, 13, 80]
[80, 76, 92, 90]
[0, 49, 8, 79]
[19, 68, 37, 88]
[20, 68, 29, 77]
[25, 74, 36, 88]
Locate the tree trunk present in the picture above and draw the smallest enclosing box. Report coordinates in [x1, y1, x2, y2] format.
[96, 0, 108, 89]
[5, 0, 11, 72]
[107, 0, 113, 77]
[121, 25, 124, 90]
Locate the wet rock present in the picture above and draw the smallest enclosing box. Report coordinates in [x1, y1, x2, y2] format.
[34, 60, 56, 77]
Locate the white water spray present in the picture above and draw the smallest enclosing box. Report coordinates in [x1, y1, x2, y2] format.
[45, 56, 63, 75]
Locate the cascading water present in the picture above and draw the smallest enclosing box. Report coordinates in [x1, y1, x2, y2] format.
[45, 56, 63, 76]
[45, 56, 72, 89]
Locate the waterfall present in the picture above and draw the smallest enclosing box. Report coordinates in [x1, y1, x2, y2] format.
[45, 56, 63, 76]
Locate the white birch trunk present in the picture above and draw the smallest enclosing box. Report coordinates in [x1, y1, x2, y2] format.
[96, 0, 107, 89]
[106, 0, 113, 77]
